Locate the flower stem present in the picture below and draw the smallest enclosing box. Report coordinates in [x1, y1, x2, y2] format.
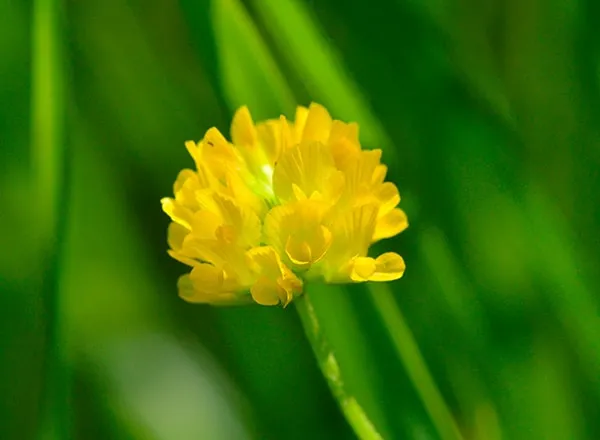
[295, 292, 383, 440]
[368, 284, 464, 440]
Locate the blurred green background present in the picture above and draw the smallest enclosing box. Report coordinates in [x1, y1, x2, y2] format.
[2, 0, 600, 438]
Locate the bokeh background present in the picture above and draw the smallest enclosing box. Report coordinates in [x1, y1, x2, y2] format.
[3, 0, 600, 439]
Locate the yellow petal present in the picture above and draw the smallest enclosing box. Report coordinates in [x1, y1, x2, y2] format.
[350, 257, 377, 282]
[372, 164, 387, 186]
[167, 249, 198, 267]
[324, 170, 346, 204]
[180, 235, 240, 272]
[373, 208, 408, 241]
[302, 103, 333, 143]
[213, 193, 261, 247]
[231, 105, 257, 147]
[292, 183, 308, 201]
[273, 141, 336, 202]
[180, 148, 218, 190]
[370, 252, 406, 281]
[264, 200, 332, 269]
[161, 198, 193, 230]
[340, 149, 383, 205]
[232, 106, 276, 181]
[179, 273, 248, 305]
[311, 225, 333, 264]
[321, 203, 379, 282]
[263, 204, 293, 253]
[200, 128, 243, 179]
[287, 223, 333, 266]
[292, 105, 309, 142]
[329, 120, 359, 145]
[167, 222, 189, 251]
[329, 120, 361, 169]
[203, 126, 230, 149]
[189, 262, 225, 291]
[332, 203, 379, 252]
[250, 276, 281, 306]
[167, 223, 202, 266]
[195, 188, 220, 213]
[247, 246, 283, 280]
[189, 210, 221, 240]
[247, 246, 303, 306]
[225, 171, 267, 217]
[285, 237, 312, 266]
[375, 182, 401, 213]
[255, 117, 288, 165]
[277, 266, 303, 307]
[173, 169, 197, 194]
[278, 115, 294, 152]
[215, 225, 236, 244]
[185, 141, 202, 169]
[168, 218, 204, 266]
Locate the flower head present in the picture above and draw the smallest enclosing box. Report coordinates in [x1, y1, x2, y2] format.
[161, 103, 408, 306]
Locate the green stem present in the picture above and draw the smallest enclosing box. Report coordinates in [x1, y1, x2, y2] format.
[368, 284, 464, 440]
[295, 293, 383, 440]
[32, 0, 68, 437]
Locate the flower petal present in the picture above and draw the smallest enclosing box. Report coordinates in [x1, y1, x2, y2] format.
[285, 237, 312, 266]
[292, 105, 309, 142]
[375, 182, 401, 214]
[167, 221, 189, 250]
[189, 210, 221, 240]
[264, 201, 332, 269]
[273, 141, 336, 202]
[373, 208, 408, 241]
[329, 120, 361, 169]
[213, 193, 261, 247]
[350, 257, 377, 282]
[200, 128, 244, 179]
[161, 198, 193, 230]
[231, 105, 257, 147]
[322, 203, 379, 282]
[370, 252, 406, 281]
[302, 103, 332, 143]
[247, 246, 303, 306]
[179, 273, 248, 305]
[250, 276, 281, 306]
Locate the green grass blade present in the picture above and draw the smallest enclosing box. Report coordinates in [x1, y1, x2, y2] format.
[32, 0, 65, 240]
[368, 284, 464, 440]
[211, 0, 296, 119]
[31, 0, 68, 437]
[525, 184, 600, 388]
[251, 0, 394, 160]
[418, 227, 488, 346]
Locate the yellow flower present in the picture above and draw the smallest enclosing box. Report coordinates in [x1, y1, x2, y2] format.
[161, 103, 408, 306]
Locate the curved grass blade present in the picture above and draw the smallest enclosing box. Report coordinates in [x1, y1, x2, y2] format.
[368, 284, 464, 440]
[211, 0, 296, 119]
[525, 184, 600, 392]
[31, 0, 68, 437]
[251, 0, 395, 161]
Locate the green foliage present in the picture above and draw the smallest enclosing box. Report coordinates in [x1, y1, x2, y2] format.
[2, 0, 600, 438]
